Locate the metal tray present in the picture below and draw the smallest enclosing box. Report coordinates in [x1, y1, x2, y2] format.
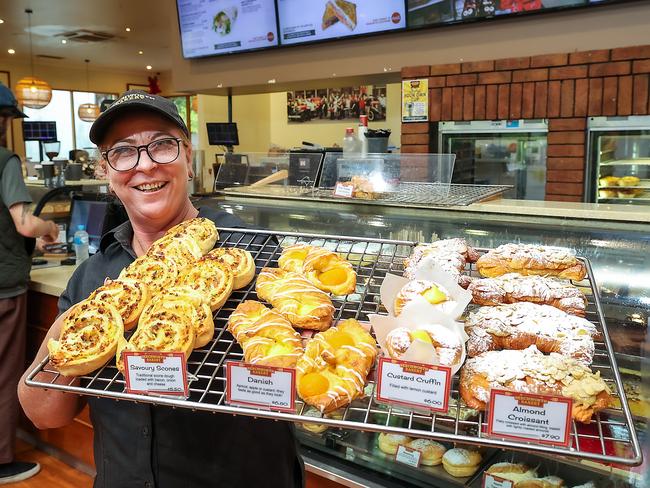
[25, 228, 642, 466]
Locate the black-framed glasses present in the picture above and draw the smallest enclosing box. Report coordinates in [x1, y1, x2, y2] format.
[102, 137, 183, 172]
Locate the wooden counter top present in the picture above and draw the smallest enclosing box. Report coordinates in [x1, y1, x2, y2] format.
[29, 264, 76, 297]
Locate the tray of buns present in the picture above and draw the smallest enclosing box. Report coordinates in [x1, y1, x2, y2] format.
[25, 223, 642, 466]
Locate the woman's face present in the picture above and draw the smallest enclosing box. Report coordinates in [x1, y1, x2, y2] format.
[102, 112, 192, 224]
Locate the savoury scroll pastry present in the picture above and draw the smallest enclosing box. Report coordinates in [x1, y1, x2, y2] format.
[227, 300, 304, 368]
[465, 302, 600, 364]
[459, 345, 611, 423]
[207, 247, 255, 290]
[296, 319, 377, 413]
[468, 273, 587, 317]
[393, 279, 457, 317]
[175, 254, 234, 311]
[476, 243, 587, 281]
[279, 245, 357, 296]
[157, 217, 218, 254]
[385, 325, 462, 367]
[403, 238, 479, 287]
[118, 255, 180, 295]
[87, 279, 150, 331]
[255, 267, 335, 331]
[116, 296, 196, 374]
[48, 299, 124, 377]
[161, 286, 214, 348]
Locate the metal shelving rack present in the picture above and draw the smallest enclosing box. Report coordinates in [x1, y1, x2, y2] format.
[25, 228, 643, 466]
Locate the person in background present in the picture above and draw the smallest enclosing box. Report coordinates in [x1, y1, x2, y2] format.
[19, 91, 303, 487]
[0, 83, 58, 483]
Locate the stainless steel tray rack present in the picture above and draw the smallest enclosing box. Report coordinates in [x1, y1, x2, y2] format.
[25, 228, 642, 466]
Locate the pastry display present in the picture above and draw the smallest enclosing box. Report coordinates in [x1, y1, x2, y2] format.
[338, 175, 393, 200]
[598, 175, 619, 187]
[256, 267, 335, 330]
[465, 302, 600, 364]
[227, 300, 304, 368]
[87, 279, 150, 331]
[278, 244, 356, 295]
[403, 238, 479, 287]
[207, 247, 255, 290]
[116, 295, 197, 374]
[619, 175, 640, 186]
[296, 319, 377, 413]
[468, 273, 587, 317]
[48, 299, 124, 377]
[486, 462, 538, 484]
[617, 188, 645, 198]
[377, 433, 412, 455]
[393, 279, 457, 316]
[476, 243, 587, 281]
[441, 448, 482, 477]
[459, 345, 611, 423]
[405, 439, 446, 466]
[175, 254, 234, 311]
[385, 325, 463, 367]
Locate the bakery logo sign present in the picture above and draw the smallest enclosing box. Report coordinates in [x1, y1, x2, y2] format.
[248, 365, 274, 377]
[400, 362, 429, 375]
[516, 396, 548, 408]
[141, 354, 165, 363]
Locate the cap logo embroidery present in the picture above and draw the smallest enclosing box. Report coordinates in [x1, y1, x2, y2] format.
[111, 93, 156, 108]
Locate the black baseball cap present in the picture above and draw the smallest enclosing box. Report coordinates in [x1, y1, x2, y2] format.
[89, 90, 189, 145]
[0, 83, 27, 118]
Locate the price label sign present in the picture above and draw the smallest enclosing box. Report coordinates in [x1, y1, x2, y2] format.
[487, 389, 572, 447]
[376, 357, 451, 413]
[226, 361, 296, 413]
[334, 182, 354, 198]
[395, 444, 421, 468]
[123, 352, 189, 397]
[483, 473, 514, 488]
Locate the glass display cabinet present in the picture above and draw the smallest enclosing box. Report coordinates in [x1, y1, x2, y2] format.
[437, 120, 548, 200]
[587, 116, 650, 205]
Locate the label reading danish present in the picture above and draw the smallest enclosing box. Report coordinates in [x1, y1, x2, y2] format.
[483, 473, 514, 488]
[395, 444, 421, 468]
[376, 357, 451, 413]
[487, 389, 572, 447]
[123, 352, 188, 397]
[334, 182, 354, 198]
[226, 361, 296, 413]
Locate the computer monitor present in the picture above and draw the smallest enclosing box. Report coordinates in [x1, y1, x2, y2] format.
[66, 194, 111, 255]
[22, 121, 57, 141]
[207, 123, 239, 147]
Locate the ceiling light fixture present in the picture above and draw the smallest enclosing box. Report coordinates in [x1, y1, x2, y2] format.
[78, 59, 100, 122]
[138, 50, 143, 55]
[146, 65, 152, 70]
[61, 39, 67, 44]
[7, 48, 15, 54]
[15, 8, 52, 109]
[0, 19, 4, 24]
[267, 79, 276, 84]
[125, 27, 131, 32]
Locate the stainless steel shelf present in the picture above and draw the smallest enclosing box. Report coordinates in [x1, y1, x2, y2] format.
[25, 228, 642, 466]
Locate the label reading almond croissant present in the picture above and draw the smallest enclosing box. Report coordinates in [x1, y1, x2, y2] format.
[487, 389, 572, 448]
[375, 358, 451, 413]
[483, 473, 514, 488]
[226, 361, 296, 413]
[123, 352, 189, 397]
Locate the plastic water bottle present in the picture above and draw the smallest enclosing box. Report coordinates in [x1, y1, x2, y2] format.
[342, 128, 359, 156]
[73, 225, 89, 265]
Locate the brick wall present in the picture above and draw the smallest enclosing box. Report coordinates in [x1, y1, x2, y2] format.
[401, 45, 650, 201]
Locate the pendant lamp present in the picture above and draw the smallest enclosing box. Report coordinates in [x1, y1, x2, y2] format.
[15, 9, 52, 109]
[78, 60, 100, 122]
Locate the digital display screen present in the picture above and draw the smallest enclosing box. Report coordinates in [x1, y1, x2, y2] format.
[67, 198, 110, 255]
[177, 0, 279, 58]
[277, 0, 406, 46]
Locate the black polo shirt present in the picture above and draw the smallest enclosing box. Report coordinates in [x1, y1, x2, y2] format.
[58, 206, 304, 488]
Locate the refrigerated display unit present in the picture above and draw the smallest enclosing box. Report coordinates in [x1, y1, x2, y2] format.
[587, 116, 650, 205]
[437, 120, 548, 200]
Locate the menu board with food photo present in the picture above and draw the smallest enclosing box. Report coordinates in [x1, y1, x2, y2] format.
[277, 0, 406, 46]
[177, 0, 278, 58]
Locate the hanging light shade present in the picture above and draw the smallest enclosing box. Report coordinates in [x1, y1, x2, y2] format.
[15, 77, 52, 109]
[78, 102, 100, 122]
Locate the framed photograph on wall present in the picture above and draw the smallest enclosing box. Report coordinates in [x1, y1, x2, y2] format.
[0, 70, 14, 150]
[126, 83, 150, 93]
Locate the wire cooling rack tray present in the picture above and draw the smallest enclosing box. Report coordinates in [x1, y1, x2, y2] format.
[25, 228, 643, 466]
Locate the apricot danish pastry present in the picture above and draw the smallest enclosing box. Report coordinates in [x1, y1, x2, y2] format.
[116, 296, 196, 374]
[468, 273, 587, 317]
[476, 243, 587, 281]
[48, 299, 124, 377]
[87, 279, 150, 331]
[459, 345, 611, 423]
[466, 302, 599, 364]
[296, 319, 377, 413]
[175, 254, 234, 311]
[279, 245, 357, 296]
[207, 247, 255, 290]
[393, 279, 457, 317]
[255, 267, 335, 330]
[228, 300, 304, 368]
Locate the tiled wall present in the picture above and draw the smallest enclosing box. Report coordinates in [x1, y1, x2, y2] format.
[401, 45, 650, 201]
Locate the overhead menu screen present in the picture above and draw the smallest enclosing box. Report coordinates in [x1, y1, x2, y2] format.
[177, 0, 279, 58]
[277, 0, 406, 46]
